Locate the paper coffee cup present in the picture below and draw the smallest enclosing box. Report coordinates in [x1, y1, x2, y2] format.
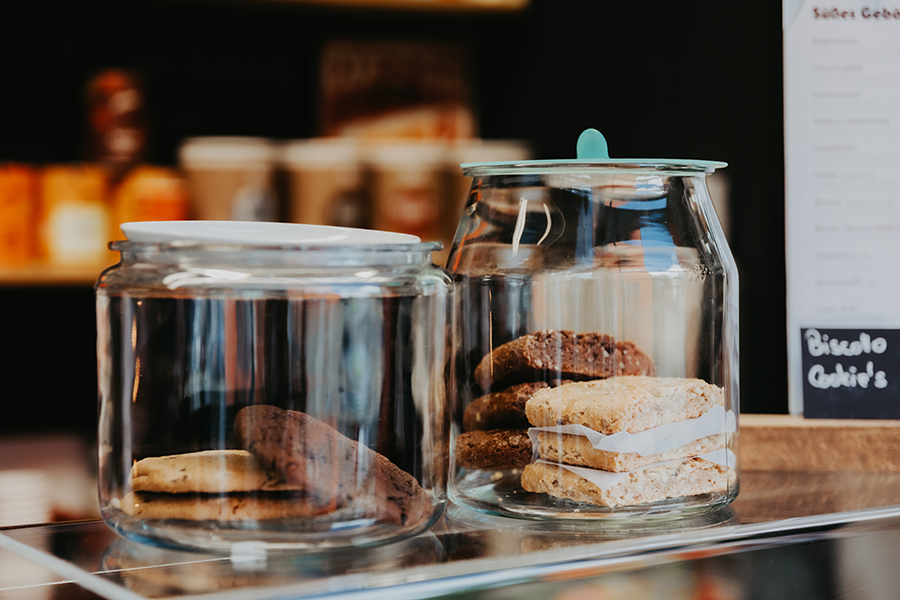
[179, 137, 277, 222]
[280, 138, 366, 228]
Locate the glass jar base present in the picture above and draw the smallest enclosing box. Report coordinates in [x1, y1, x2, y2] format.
[450, 468, 738, 526]
[103, 507, 443, 553]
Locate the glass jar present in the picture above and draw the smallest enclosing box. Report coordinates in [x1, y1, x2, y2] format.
[447, 130, 738, 520]
[96, 222, 452, 551]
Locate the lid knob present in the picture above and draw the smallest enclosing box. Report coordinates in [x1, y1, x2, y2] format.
[576, 128, 610, 160]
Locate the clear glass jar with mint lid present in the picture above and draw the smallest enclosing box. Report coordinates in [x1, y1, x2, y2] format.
[96, 222, 452, 551]
[447, 130, 739, 521]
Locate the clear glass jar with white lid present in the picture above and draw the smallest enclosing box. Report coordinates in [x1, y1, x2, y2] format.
[447, 130, 739, 521]
[96, 222, 452, 551]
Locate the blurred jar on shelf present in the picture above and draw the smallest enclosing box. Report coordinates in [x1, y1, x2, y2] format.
[39, 164, 111, 265]
[280, 138, 366, 228]
[178, 137, 278, 222]
[0, 164, 38, 266]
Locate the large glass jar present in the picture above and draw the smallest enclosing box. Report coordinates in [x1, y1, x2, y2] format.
[96, 222, 452, 551]
[447, 131, 739, 520]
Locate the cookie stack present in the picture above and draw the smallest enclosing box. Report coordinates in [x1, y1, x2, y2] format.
[521, 376, 735, 508]
[121, 405, 432, 526]
[454, 329, 656, 471]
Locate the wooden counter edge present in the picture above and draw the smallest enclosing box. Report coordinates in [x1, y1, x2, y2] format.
[740, 413, 900, 472]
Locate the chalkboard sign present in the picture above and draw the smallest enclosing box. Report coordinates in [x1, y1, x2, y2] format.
[801, 328, 900, 419]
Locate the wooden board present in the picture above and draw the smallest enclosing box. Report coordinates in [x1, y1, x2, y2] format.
[741, 414, 900, 472]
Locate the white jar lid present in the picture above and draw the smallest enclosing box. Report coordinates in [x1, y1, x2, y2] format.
[179, 137, 277, 170]
[120, 220, 421, 245]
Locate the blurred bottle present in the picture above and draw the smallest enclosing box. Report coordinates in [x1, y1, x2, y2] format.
[39, 164, 110, 265]
[85, 69, 147, 180]
[0, 164, 38, 266]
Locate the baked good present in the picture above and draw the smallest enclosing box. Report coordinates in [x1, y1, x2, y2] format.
[119, 491, 327, 521]
[129, 449, 296, 494]
[521, 376, 731, 507]
[464, 381, 568, 432]
[234, 404, 432, 527]
[525, 376, 724, 434]
[520, 458, 732, 508]
[534, 432, 724, 473]
[122, 449, 317, 521]
[455, 429, 532, 470]
[474, 330, 655, 390]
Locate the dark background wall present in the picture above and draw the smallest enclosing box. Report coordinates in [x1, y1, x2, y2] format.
[0, 0, 786, 440]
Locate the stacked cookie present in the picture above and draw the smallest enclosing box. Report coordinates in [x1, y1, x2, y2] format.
[521, 376, 735, 508]
[122, 405, 432, 526]
[455, 329, 656, 471]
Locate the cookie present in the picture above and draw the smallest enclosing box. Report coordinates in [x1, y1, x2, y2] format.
[454, 429, 533, 470]
[474, 330, 655, 390]
[525, 376, 725, 435]
[119, 491, 327, 521]
[520, 458, 732, 508]
[130, 449, 296, 494]
[234, 405, 432, 527]
[463, 381, 562, 432]
[534, 432, 725, 473]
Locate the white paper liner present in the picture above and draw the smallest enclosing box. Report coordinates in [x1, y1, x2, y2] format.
[536, 449, 736, 493]
[527, 405, 736, 456]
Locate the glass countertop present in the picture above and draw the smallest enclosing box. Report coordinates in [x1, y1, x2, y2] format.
[3, 469, 900, 600]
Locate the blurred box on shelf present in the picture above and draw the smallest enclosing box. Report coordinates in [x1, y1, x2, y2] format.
[318, 39, 476, 140]
[179, 137, 278, 221]
[0, 164, 38, 266]
[39, 164, 111, 266]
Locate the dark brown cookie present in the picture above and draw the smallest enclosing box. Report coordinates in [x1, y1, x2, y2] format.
[463, 381, 573, 432]
[234, 405, 432, 526]
[455, 429, 533, 470]
[473, 330, 655, 390]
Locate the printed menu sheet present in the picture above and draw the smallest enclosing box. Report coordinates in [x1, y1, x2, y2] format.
[785, 1, 900, 418]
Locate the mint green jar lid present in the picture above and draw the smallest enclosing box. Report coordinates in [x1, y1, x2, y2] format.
[461, 129, 727, 175]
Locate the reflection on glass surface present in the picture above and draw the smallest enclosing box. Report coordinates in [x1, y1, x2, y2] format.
[0, 537, 59, 600]
[2, 471, 900, 599]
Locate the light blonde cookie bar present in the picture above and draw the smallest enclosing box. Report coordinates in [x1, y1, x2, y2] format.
[119, 491, 327, 521]
[520, 458, 732, 508]
[130, 449, 296, 494]
[525, 376, 725, 434]
[535, 433, 724, 472]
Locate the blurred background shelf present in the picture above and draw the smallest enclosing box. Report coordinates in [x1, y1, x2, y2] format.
[0, 263, 111, 287]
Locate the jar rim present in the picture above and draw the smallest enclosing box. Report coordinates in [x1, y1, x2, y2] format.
[109, 240, 443, 253]
[461, 159, 727, 176]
